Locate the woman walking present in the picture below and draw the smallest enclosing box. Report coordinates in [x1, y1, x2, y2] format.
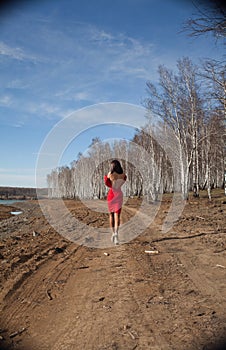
[104, 160, 127, 245]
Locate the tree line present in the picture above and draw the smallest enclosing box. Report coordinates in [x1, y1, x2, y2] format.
[0, 187, 42, 199]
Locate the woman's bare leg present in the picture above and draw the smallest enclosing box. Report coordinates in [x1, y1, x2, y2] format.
[114, 213, 119, 232]
[109, 213, 116, 243]
[114, 212, 121, 244]
[109, 212, 115, 232]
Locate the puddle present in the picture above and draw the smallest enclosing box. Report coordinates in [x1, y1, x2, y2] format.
[11, 211, 23, 215]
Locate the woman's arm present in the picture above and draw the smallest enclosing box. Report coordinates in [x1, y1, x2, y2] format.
[104, 175, 112, 188]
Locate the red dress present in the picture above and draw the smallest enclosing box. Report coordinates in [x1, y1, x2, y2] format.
[104, 173, 127, 214]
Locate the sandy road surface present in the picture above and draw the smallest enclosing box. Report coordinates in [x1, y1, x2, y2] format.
[0, 193, 226, 350]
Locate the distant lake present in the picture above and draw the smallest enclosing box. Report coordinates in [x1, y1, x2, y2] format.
[0, 199, 26, 205]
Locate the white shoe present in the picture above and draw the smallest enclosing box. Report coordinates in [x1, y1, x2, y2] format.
[111, 234, 119, 245]
[114, 234, 119, 245]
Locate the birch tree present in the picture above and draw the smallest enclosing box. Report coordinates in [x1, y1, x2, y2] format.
[177, 58, 205, 197]
[146, 62, 189, 199]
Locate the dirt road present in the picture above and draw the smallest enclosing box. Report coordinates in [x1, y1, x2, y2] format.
[0, 192, 225, 349]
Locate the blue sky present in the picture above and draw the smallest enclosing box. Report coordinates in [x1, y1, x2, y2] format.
[0, 0, 224, 187]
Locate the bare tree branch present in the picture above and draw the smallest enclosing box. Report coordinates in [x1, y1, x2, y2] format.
[182, 1, 226, 39]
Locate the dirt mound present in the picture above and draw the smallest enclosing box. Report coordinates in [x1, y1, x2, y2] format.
[0, 192, 225, 349]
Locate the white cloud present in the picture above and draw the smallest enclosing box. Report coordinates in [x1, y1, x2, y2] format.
[32, 152, 57, 157]
[41, 22, 156, 80]
[7, 79, 30, 90]
[10, 122, 25, 128]
[73, 91, 91, 101]
[25, 101, 70, 119]
[0, 95, 12, 106]
[0, 167, 37, 187]
[0, 41, 41, 63]
[87, 28, 156, 78]
[0, 173, 37, 187]
[0, 168, 12, 173]
[46, 25, 157, 104]
[0, 167, 48, 188]
[90, 28, 116, 45]
[0, 20, 158, 122]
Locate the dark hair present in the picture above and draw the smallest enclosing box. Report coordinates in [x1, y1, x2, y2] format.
[110, 159, 123, 174]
